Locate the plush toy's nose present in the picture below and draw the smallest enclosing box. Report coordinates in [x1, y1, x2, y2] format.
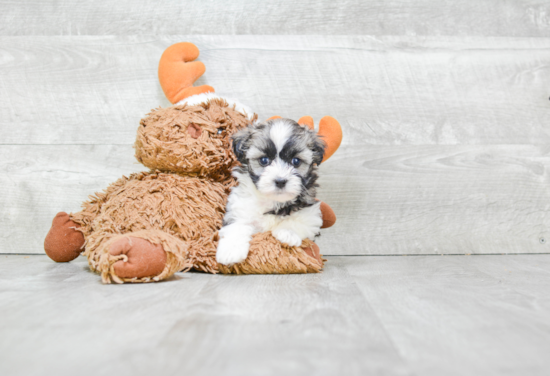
[187, 123, 202, 139]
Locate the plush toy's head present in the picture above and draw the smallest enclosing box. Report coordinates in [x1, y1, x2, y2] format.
[135, 99, 256, 181]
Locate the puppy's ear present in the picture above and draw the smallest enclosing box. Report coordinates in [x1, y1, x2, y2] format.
[311, 134, 326, 166]
[232, 127, 253, 163]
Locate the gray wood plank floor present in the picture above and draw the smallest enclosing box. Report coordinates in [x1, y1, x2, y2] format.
[1, 254, 549, 376]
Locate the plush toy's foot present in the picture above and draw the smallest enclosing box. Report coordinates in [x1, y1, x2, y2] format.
[303, 242, 322, 265]
[108, 237, 167, 279]
[44, 212, 85, 262]
[320, 201, 336, 229]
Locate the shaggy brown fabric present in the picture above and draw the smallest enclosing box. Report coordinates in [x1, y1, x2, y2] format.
[135, 100, 255, 183]
[48, 99, 324, 283]
[72, 171, 228, 278]
[218, 233, 323, 275]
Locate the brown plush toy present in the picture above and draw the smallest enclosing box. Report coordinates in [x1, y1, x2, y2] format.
[44, 42, 342, 283]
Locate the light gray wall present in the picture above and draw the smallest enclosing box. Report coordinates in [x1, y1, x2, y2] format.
[1, 2, 549, 254]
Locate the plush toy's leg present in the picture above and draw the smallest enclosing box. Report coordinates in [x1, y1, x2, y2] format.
[44, 212, 85, 262]
[91, 230, 191, 284]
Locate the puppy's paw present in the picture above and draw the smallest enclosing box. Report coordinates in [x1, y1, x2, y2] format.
[272, 228, 303, 247]
[216, 236, 250, 266]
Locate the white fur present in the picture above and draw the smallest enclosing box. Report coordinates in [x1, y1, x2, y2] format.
[177, 92, 255, 120]
[256, 159, 301, 202]
[216, 170, 322, 265]
[269, 120, 293, 152]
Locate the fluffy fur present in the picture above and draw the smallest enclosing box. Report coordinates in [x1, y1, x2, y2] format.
[216, 118, 325, 265]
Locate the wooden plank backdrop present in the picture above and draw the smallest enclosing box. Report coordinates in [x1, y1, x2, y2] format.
[0, 0, 549, 37]
[0, 4, 549, 255]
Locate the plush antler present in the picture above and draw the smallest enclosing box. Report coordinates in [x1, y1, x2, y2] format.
[267, 115, 343, 163]
[158, 42, 215, 104]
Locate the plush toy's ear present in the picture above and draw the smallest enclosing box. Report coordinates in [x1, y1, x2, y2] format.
[158, 42, 215, 104]
[232, 127, 253, 163]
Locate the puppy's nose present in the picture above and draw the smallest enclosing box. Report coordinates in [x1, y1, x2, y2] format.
[275, 179, 287, 188]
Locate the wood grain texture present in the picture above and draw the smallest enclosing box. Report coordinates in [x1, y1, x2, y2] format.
[346, 255, 550, 376]
[0, 145, 143, 254]
[1, 35, 550, 145]
[317, 144, 550, 255]
[2, 254, 550, 375]
[1, 0, 550, 37]
[0, 255, 409, 376]
[1, 144, 549, 255]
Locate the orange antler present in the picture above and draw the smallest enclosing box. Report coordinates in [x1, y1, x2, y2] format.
[266, 115, 342, 162]
[158, 42, 215, 104]
[318, 116, 342, 162]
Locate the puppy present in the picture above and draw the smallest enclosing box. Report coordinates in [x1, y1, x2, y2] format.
[216, 118, 326, 265]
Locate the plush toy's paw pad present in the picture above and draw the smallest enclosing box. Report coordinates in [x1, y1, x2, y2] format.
[216, 235, 250, 266]
[303, 242, 322, 264]
[109, 237, 167, 279]
[44, 212, 85, 263]
[272, 229, 302, 247]
[320, 201, 336, 229]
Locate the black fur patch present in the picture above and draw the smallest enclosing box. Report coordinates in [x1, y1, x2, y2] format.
[258, 138, 277, 160]
[279, 137, 300, 163]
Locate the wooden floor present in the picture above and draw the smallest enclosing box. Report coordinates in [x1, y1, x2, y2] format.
[1, 254, 549, 376]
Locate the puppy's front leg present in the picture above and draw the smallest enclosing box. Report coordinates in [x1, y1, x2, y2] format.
[272, 227, 303, 247]
[216, 223, 255, 265]
[272, 204, 323, 247]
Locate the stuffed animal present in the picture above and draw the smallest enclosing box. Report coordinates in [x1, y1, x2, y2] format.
[43, 42, 342, 283]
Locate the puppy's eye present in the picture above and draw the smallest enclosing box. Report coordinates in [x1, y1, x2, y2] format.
[291, 158, 301, 167]
[259, 157, 271, 167]
[217, 128, 224, 134]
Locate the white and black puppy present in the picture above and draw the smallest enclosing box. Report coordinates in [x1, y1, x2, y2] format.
[216, 118, 326, 266]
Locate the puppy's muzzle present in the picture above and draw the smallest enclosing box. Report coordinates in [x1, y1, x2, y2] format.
[275, 179, 287, 188]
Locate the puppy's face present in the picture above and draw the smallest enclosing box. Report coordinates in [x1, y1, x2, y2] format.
[232, 119, 325, 202]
